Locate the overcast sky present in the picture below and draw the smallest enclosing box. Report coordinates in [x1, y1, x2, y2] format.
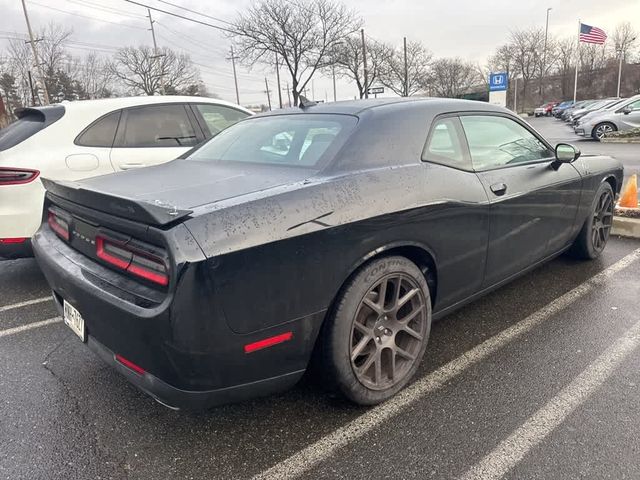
[0, 0, 638, 105]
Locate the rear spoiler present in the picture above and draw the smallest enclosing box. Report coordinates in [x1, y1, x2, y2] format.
[41, 178, 193, 226]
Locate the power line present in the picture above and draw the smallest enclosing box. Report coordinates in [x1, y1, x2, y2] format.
[122, 0, 238, 35]
[155, 0, 235, 27]
[64, 0, 146, 19]
[27, 1, 146, 30]
[155, 21, 228, 56]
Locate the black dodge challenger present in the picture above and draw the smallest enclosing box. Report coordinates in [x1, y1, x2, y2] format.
[33, 98, 623, 409]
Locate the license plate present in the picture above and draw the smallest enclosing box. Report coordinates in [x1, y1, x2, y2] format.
[63, 300, 86, 342]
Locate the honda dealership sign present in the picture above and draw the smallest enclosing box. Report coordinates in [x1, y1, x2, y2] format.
[488, 72, 508, 107]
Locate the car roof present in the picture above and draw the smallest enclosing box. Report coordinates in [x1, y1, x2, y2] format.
[54, 95, 251, 115]
[256, 97, 508, 117]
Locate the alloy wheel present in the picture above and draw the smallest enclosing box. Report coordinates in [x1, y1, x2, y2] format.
[591, 189, 613, 252]
[595, 124, 614, 139]
[349, 274, 427, 391]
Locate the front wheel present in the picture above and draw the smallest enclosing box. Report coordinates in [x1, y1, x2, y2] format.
[569, 182, 614, 259]
[592, 122, 616, 141]
[322, 256, 432, 405]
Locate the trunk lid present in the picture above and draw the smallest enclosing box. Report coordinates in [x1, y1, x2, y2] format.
[43, 159, 312, 226]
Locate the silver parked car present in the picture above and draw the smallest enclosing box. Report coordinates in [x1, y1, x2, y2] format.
[575, 95, 640, 140]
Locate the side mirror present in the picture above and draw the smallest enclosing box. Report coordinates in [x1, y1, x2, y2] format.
[552, 143, 580, 170]
[622, 106, 632, 115]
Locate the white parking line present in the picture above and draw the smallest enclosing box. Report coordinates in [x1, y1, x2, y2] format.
[0, 317, 61, 338]
[0, 296, 53, 314]
[251, 248, 640, 480]
[460, 318, 640, 480]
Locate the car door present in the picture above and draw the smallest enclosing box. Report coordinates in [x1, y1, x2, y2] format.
[189, 103, 250, 140]
[618, 99, 640, 130]
[110, 104, 204, 171]
[420, 116, 490, 309]
[459, 114, 582, 288]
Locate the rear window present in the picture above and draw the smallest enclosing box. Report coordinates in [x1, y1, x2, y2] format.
[188, 114, 357, 168]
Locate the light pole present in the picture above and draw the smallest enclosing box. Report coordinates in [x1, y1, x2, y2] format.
[617, 36, 637, 98]
[540, 7, 552, 99]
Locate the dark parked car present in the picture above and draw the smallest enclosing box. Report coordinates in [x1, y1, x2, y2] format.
[33, 98, 623, 410]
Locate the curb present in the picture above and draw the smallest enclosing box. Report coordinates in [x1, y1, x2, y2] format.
[601, 138, 640, 144]
[612, 216, 640, 239]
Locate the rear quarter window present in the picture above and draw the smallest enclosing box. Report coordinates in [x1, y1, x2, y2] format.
[75, 111, 121, 147]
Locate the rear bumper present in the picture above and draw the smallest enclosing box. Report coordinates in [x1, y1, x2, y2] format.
[33, 226, 322, 410]
[0, 238, 33, 259]
[87, 335, 304, 410]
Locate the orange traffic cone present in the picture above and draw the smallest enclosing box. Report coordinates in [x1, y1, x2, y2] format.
[619, 174, 638, 208]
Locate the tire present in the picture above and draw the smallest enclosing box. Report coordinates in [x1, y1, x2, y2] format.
[592, 122, 617, 141]
[321, 256, 432, 405]
[569, 182, 614, 259]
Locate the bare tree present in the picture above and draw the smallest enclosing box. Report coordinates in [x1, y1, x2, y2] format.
[378, 40, 432, 97]
[331, 35, 391, 98]
[231, 0, 361, 105]
[487, 44, 518, 80]
[556, 37, 576, 98]
[613, 22, 638, 59]
[110, 46, 199, 95]
[429, 57, 479, 98]
[76, 52, 115, 99]
[509, 28, 545, 108]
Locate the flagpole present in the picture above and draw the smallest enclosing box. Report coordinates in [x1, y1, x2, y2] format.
[573, 19, 580, 103]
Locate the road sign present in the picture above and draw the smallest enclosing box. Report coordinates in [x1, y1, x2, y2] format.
[367, 86, 384, 95]
[489, 72, 508, 92]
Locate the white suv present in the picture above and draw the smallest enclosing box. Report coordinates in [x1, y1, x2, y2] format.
[0, 96, 251, 259]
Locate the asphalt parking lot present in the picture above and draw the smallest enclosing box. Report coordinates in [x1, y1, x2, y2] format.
[527, 115, 640, 185]
[2, 119, 640, 480]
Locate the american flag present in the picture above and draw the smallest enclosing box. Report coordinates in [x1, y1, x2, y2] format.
[579, 23, 607, 44]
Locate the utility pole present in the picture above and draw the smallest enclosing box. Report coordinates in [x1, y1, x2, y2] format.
[27, 70, 37, 106]
[403, 37, 408, 97]
[540, 7, 552, 98]
[514, 77, 518, 113]
[311, 80, 315, 100]
[286, 82, 291, 107]
[264, 77, 272, 111]
[227, 46, 240, 105]
[361, 29, 368, 99]
[21, 0, 49, 105]
[332, 65, 337, 102]
[275, 53, 283, 109]
[147, 9, 165, 95]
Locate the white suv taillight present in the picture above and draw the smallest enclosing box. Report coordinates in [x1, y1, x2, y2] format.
[0, 167, 40, 185]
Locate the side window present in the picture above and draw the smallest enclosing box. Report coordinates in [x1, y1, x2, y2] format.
[460, 115, 553, 170]
[75, 111, 121, 147]
[118, 105, 197, 148]
[422, 117, 470, 170]
[195, 104, 248, 136]
[627, 100, 640, 111]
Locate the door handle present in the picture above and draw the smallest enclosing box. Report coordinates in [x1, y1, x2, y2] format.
[490, 183, 507, 196]
[120, 163, 144, 170]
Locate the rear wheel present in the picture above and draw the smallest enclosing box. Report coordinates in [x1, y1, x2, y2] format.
[322, 256, 432, 405]
[569, 182, 614, 259]
[592, 122, 616, 141]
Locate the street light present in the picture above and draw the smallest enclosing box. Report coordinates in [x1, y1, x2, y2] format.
[540, 7, 552, 99]
[617, 36, 637, 98]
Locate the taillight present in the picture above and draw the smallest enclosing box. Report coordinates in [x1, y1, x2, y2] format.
[0, 237, 27, 244]
[0, 167, 40, 185]
[96, 235, 169, 286]
[48, 210, 69, 241]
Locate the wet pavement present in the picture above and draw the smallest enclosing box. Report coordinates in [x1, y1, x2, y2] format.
[1, 117, 640, 479]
